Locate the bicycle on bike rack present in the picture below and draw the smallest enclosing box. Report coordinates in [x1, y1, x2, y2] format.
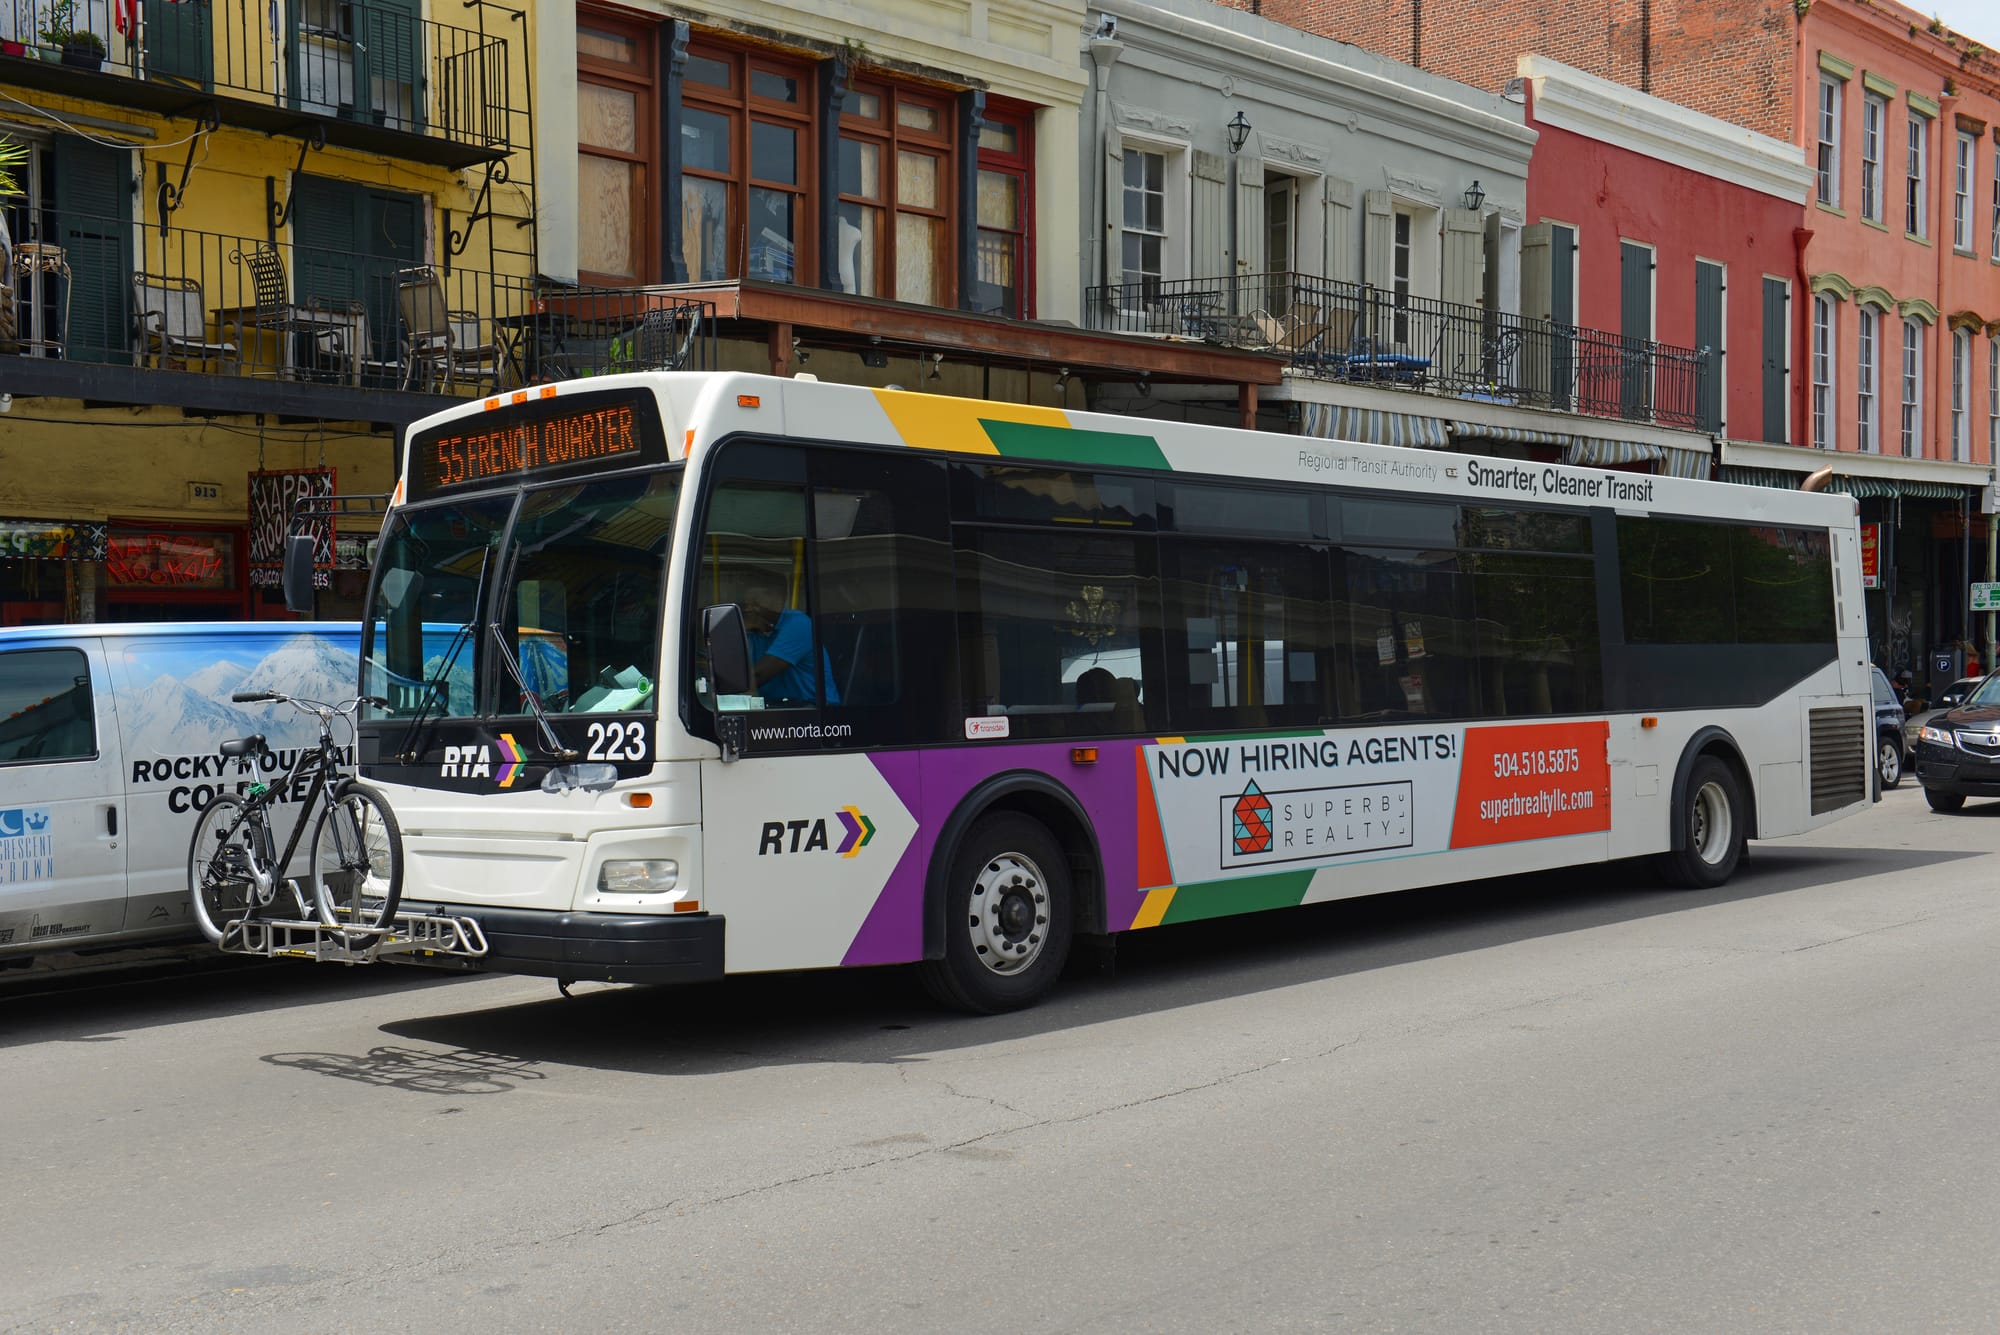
[186, 690, 408, 952]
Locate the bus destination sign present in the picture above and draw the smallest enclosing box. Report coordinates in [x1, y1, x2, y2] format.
[407, 387, 670, 501]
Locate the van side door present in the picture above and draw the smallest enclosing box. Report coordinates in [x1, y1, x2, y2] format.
[0, 641, 128, 953]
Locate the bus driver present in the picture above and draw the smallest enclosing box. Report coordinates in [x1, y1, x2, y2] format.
[738, 568, 841, 706]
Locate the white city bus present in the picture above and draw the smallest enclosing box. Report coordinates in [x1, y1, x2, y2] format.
[304, 371, 1872, 1011]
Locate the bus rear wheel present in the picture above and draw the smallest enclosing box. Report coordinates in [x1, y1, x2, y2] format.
[1656, 756, 1745, 889]
[919, 814, 1073, 1014]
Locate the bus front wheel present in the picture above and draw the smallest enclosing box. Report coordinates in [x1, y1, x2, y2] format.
[1656, 755, 1745, 889]
[920, 814, 1074, 1014]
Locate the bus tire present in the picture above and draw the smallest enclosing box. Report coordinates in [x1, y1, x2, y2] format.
[918, 814, 1073, 1014]
[1655, 755, 1745, 889]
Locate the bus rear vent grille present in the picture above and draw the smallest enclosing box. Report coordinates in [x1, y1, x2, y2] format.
[1808, 706, 1866, 814]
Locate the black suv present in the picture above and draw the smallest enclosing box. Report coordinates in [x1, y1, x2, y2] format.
[1912, 674, 2000, 812]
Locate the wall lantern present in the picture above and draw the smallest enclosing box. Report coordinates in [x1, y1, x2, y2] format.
[1463, 179, 1487, 211]
[1226, 110, 1251, 154]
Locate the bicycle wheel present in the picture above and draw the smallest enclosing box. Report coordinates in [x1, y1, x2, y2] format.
[310, 781, 404, 935]
[188, 795, 260, 944]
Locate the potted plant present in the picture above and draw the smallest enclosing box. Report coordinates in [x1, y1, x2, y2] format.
[39, 0, 104, 70]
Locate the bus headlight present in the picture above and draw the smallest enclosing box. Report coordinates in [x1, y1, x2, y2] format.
[1920, 725, 1953, 746]
[599, 860, 679, 894]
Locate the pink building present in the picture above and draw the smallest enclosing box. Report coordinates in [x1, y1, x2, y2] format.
[1777, 0, 2000, 678]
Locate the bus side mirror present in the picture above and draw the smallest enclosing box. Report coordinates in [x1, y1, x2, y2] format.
[281, 533, 318, 615]
[702, 603, 754, 697]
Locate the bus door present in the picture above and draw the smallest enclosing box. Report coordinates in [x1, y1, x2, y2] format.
[0, 639, 127, 951]
[691, 442, 945, 974]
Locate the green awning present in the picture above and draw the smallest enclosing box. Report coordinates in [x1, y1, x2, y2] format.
[1302, 402, 1450, 449]
[1717, 465, 1973, 501]
[1719, 465, 1810, 489]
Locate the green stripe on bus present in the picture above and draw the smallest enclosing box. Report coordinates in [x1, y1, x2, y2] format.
[1159, 869, 1316, 924]
[981, 421, 1172, 471]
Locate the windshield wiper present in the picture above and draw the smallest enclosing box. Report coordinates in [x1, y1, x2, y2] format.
[488, 623, 579, 761]
[397, 548, 489, 763]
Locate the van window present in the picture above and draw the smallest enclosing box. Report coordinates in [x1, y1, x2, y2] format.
[0, 648, 96, 763]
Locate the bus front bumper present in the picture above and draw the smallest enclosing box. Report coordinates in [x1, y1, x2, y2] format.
[395, 901, 724, 985]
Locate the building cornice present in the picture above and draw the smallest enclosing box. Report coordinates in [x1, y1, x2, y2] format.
[1721, 438, 1996, 490]
[1518, 54, 1814, 203]
[1107, 0, 1536, 167]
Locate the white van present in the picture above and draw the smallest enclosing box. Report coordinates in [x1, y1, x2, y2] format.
[0, 621, 362, 964]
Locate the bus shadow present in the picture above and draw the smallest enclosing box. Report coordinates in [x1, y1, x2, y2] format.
[0, 949, 480, 1049]
[372, 842, 1975, 1082]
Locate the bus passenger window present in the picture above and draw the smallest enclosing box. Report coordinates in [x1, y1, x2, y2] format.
[0, 649, 95, 763]
[956, 528, 1159, 738]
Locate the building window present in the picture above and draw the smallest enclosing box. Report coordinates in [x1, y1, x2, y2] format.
[680, 42, 814, 285]
[1816, 76, 1842, 207]
[1950, 328, 1970, 462]
[1861, 93, 1885, 223]
[1953, 131, 1974, 251]
[577, 20, 653, 285]
[972, 100, 1033, 319]
[838, 82, 955, 304]
[1856, 306, 1877, 453]
[1906, 113, 1928, 238]
[1991, 141, 1999, 261]
[1121, 147, 1168, 299]
[1900, 320, 1923, 457]
[1811, 294, 1835, 448]
[1989, 340, 1999, 461]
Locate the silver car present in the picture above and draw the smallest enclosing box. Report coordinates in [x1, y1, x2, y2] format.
[1903, 676, 1986, 757]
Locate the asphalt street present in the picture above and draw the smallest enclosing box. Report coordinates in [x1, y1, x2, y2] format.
[4, 783, 1997, 1334]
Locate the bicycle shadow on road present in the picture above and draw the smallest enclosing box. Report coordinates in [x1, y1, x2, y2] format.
[363, 841, 1976, 1086]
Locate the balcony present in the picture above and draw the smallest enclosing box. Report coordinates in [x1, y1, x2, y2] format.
[0, 0, 516, 167]
[1085, 272, 1717, 434]
[1, 212, 715, 424]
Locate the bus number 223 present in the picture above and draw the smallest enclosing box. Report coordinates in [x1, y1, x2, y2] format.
[586, 720, 648, 762]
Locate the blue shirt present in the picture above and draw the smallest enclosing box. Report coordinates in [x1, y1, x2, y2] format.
[749, 608, 840, 706]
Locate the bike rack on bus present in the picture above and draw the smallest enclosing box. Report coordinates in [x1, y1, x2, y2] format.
[218, 907, 490, 966]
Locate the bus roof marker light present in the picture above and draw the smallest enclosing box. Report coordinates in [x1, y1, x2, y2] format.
[1641, 717, 1659, 729]
[539, 386, 558, 399]
[483, 396, 500, 411]
[511, 391, 529, 406]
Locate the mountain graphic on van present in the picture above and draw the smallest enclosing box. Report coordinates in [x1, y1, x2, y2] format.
[119, 633, 362, 762]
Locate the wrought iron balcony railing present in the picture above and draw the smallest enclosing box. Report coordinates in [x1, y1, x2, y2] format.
[1, 211, 714, 402]
[0, 0, 515, 163]
[1085, 271, 1717, 434]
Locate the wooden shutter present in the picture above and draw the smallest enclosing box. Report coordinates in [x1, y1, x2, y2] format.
[1441, 207, 1483, 308]
[1101, 133, 1122, 291]
[1548, 224, 1577, 410]
[1189, 150, 1228, 285]
[1233, 137, 1264, 281]
[356, 0, 424, 131]
[1695, 260, 1726, 433]
[1322, 177, 1355, 283]
[294, 175, 421, 371]
[1762, 276, 1790, 443]
[1361, 189, 1393, 291]
[1619, 241, 1654, 419]
[55, 138, 134, 367]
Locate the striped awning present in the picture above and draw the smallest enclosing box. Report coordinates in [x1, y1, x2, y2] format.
[1656, 446, 1712, 479]
[1446, 421, 1579, 449]
[1827, 475, 1972, 501]
[1719, 465, 1810, 489]
[1302, 401, 1451, 449]
[1565, 437, 1665, 467]
[1718, 465, 1974, 501]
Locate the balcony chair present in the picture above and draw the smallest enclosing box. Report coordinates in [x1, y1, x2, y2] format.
[396, 264, 499, 392]
[131, 274, 238, 373]
[229, 243, 344, 380]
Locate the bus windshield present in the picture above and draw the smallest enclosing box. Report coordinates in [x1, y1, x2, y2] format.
[364, 469, 681, 719]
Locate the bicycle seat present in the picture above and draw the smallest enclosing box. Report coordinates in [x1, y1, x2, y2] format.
[219, 734, 267, 758]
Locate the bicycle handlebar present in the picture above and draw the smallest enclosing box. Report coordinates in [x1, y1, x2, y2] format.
[231, 691, 385, 715]
[231, 691, 279, 703]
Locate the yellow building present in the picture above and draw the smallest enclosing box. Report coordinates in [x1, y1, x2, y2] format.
[0, 0, 536, 622]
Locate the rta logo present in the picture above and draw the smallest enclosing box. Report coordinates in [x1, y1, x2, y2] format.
[440, 745, 492, 778]
[758, 806, 876, 858]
